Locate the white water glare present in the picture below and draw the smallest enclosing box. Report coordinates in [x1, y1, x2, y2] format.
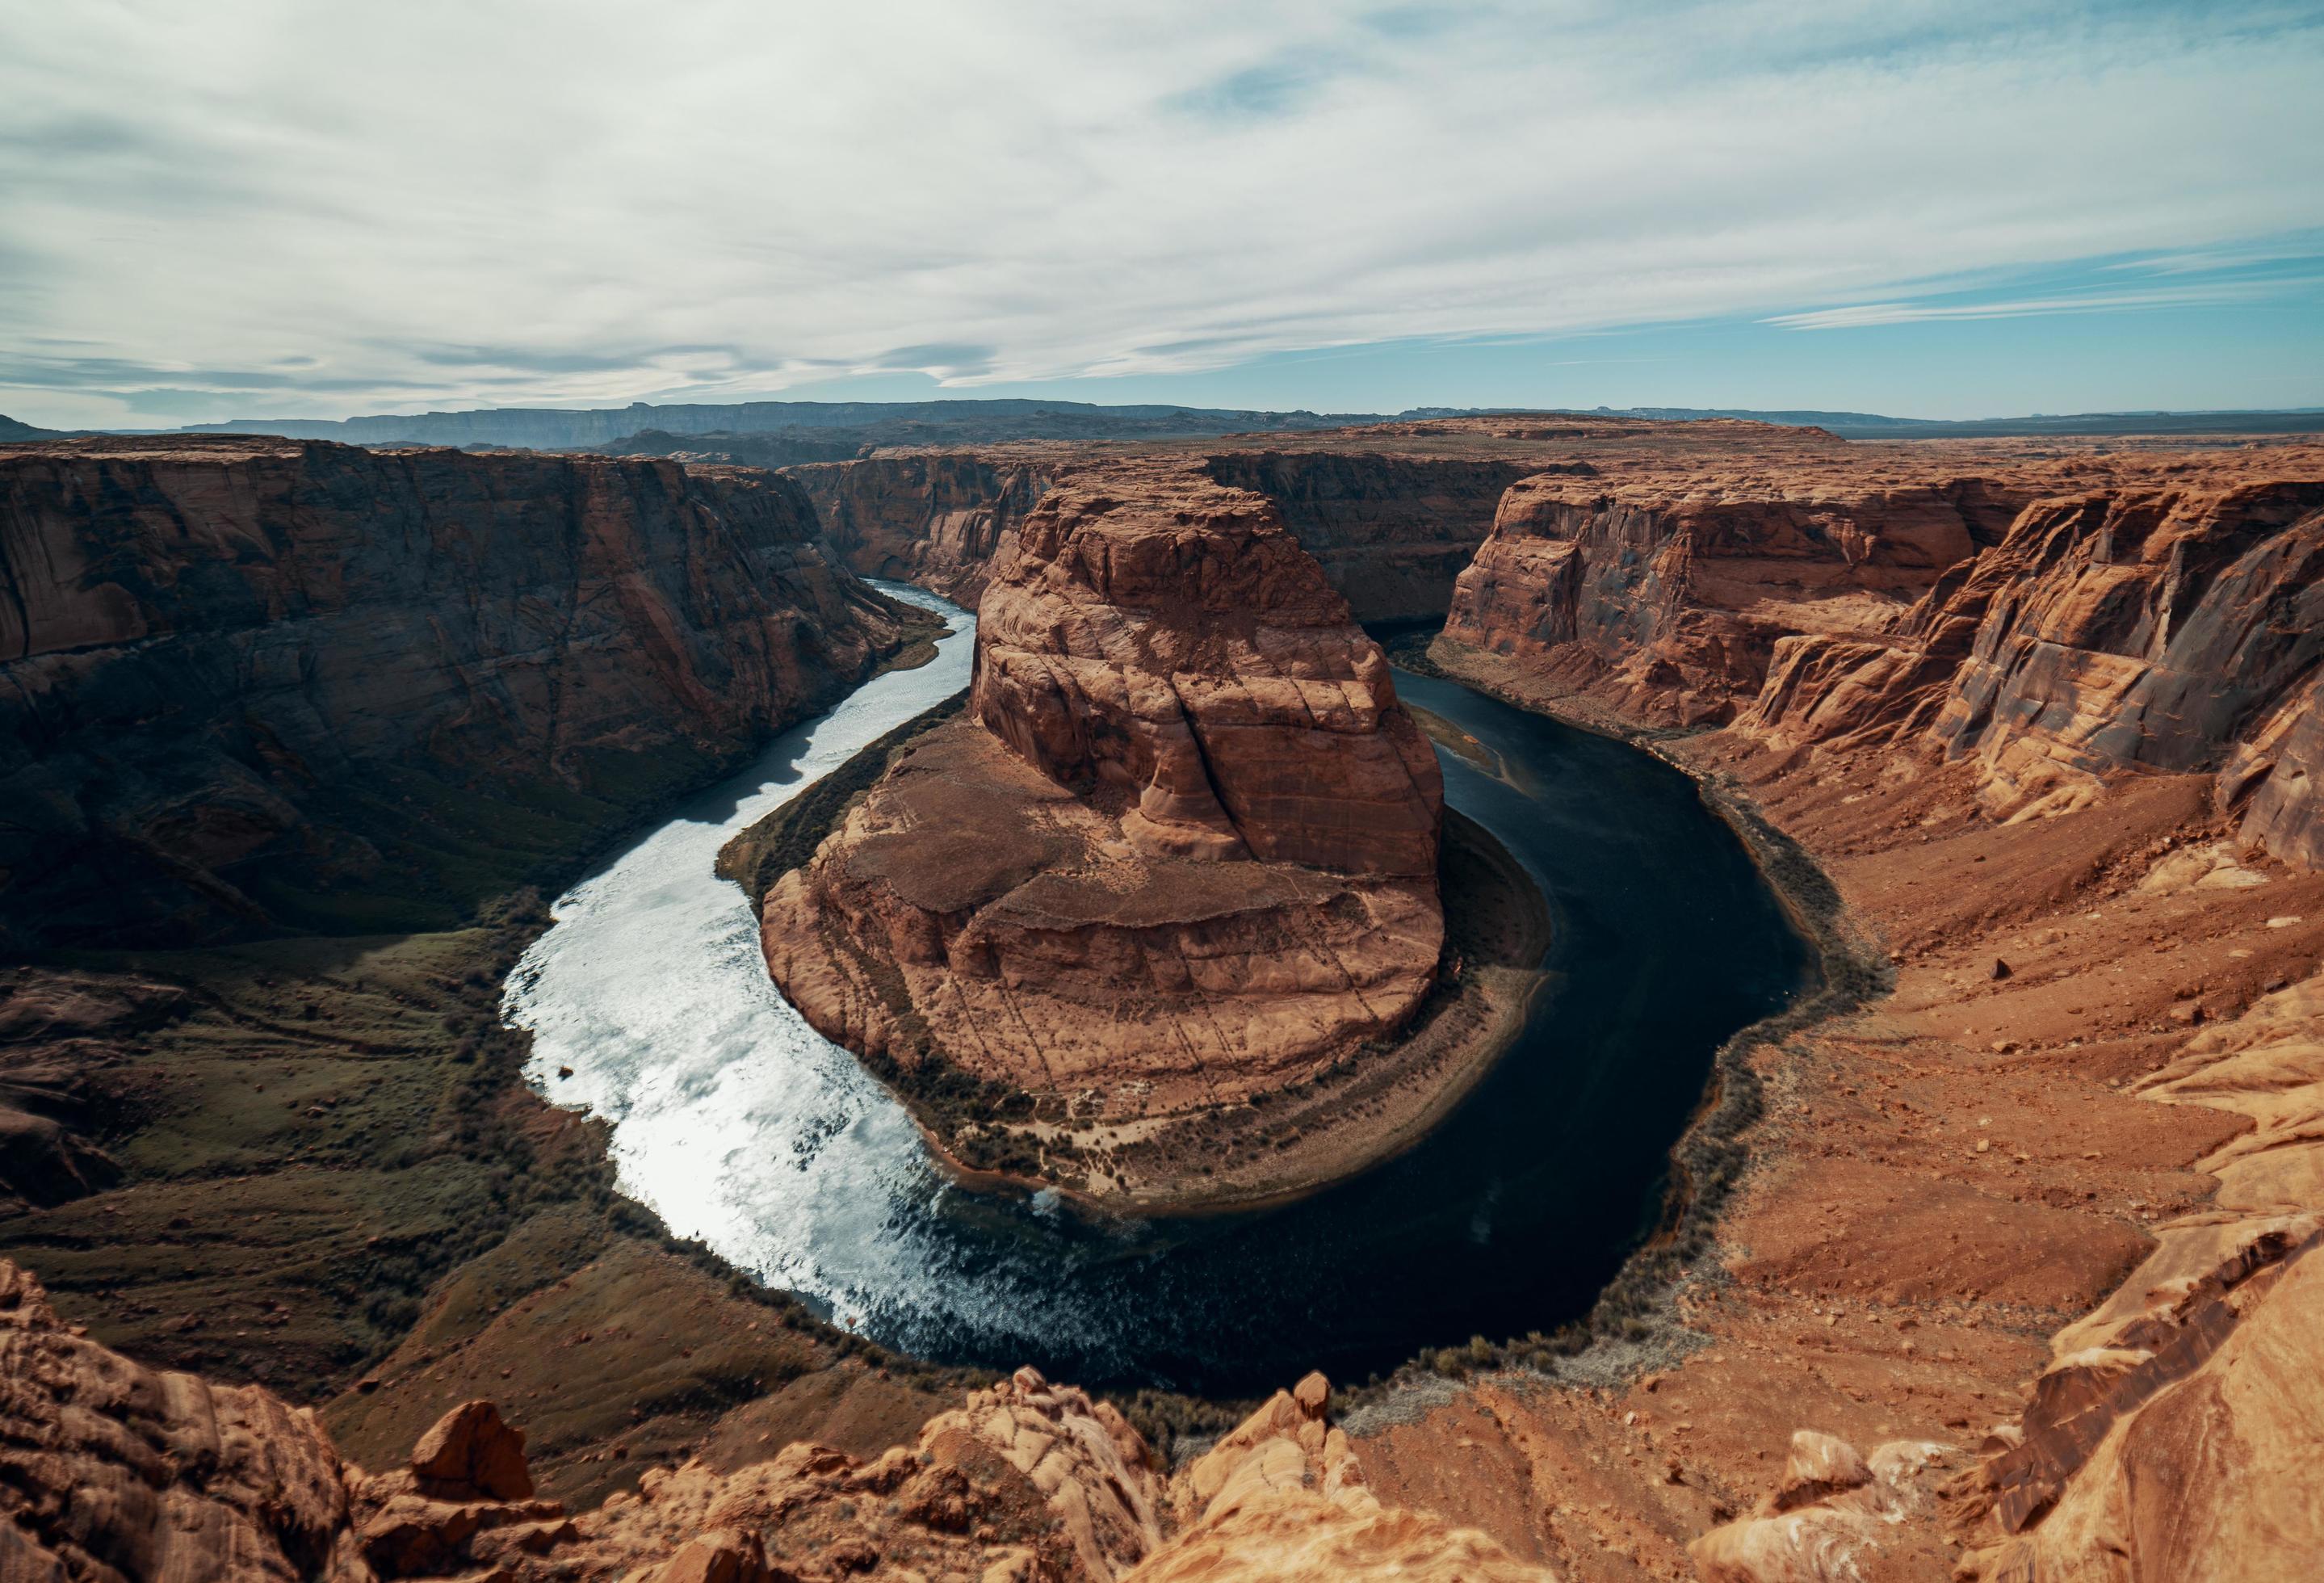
[503, 585, 1059, 1341]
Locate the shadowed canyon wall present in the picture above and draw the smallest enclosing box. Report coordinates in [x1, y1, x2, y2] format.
[789, 448, 1525, 622]
[788, 451, 1051, 606]
[1198, 451, 1527, 620]
[0, 436, 929, 951]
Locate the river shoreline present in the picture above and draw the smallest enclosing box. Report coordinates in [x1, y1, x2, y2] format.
[719, 695, 1558, 1219]
[1402, 632, 1889, 1365]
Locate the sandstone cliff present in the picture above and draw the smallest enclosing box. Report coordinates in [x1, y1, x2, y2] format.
[1199, 451, 1528, 620]
[0, 436, 929, 950]
[1441, 472, 2028, 725]
[788, 451, 1050, 605]
[1739, 481, 2324, 866]
[790, 447, 1524, 622]
[1403, 426, 2324, 1582]
[756, 466, 1445, 1190]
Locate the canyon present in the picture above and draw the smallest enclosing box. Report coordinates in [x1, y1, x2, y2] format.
[0, 435, 936, 952]
[6, 418, 2324, 1580]
[786, 443, 1521, 621]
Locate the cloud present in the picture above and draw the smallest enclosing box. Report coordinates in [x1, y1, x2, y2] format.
[1, 1, 2321, 426]
[1765, 275, 2323, 331]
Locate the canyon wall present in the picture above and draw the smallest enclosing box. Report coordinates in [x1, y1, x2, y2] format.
[1199, 451, 1529, 620]
[1739, 481, 2324, 864]
[757, 464, 1445, 1176]
[1439, 472, 2028, 725]
[0, 436, 928, 950]
[787, 451, 1051, 605]
[1410, 429, 2324, 1581]
[791, 448, 1525, 622]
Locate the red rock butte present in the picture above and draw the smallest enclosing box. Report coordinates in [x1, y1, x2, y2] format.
[758, 463, 1446, 1123]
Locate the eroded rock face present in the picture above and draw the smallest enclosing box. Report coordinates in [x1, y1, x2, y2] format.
[1441, 473, 2024, 725]
[1739, 482, 2324, 859]
[971, 473, 1441, 875]
[789, 451, 1051, 605]
[761, 468, 1444, 1132]
[1687, 1431, 1954, 1583]
[1131, 1373, 1554, 1583]
[0, 1257, 359, 1580]
[1949, 969, 2324, 1579]
[791, 446, 1525, 623]
[1199, 451, 1529, 620]
[6, 1254, 1543, 1583]
[0, 436, 928, 951]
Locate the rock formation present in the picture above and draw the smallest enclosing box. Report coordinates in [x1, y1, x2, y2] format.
[1687, 1430, 1956, 1583]
[1441, 472, 2028, 725]
[1739, 482, 2324, 865]
[1199, 451, 1528, 620]
[0, 435, 929, 950]
[757, 466, 1444, 1180]
[790, 451, 1051, 605]
[1129, 1372, 1553, 1583]
[1944, 969, 2324, 1580]
[3, 1253, 1554, 1583]
[789, 447, 1524, 622]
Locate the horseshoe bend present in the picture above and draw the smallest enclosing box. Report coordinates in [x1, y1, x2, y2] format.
[9, 413, 2324, 1581]
[7, 18, 2324, 1568]
[725, 461, 1571, 1211]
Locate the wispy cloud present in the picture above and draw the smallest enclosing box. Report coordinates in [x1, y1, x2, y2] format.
[1, 2, 2321, 425]
[1765, 275, 2322, 331]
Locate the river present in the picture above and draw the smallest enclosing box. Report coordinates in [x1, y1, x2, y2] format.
[505, 584, 1811, 1396]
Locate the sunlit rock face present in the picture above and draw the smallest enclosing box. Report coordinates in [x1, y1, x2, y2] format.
[1442, 470, 2027, 727]
[1737, 481, 2324, 851]
[761, 463, 1445, 1120]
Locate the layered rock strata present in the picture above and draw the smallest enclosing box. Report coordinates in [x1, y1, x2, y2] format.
[790, 447, 1524, 621]
[789, 451, 1050, 605]
[1199, 451, 1529, 619]
[1739, 481, 2324, 865]
[758, 467, 1444, 1165]
[0, 435, 928, 949]
[1441, 472, 2028, 725]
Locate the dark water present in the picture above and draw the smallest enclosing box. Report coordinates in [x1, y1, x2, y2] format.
[840, 668, 1810, 1394]
[513, 603, 1812, 1397]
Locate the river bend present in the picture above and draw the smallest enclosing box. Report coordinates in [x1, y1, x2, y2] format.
[505, 586, 1810, 1394]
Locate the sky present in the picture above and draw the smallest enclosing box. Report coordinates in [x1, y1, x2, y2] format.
[3, 1, 2322, 429]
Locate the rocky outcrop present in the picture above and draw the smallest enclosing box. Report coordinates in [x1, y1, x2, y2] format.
[1946, 968, 2324, 1580]
[789, 451, 1051, 604]
[1201, 451, 1529, 620]
[1687, 1431, 1956, 1583]
[1441, 472, 2026, 725]
[758, 467, 1443, 1176]
[1739, 482, 2324, 863]
[1130, 1373, 1554, 1583]
[5, 1253, 1554, 1583]
[2, 1256, 362, 1579]
[0, 435, 929, 950]
[971, 472, 1441, 876]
